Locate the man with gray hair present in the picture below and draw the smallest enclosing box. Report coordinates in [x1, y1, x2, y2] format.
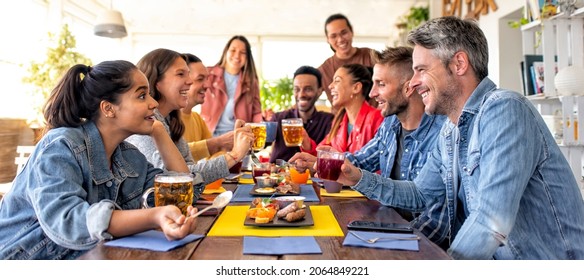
[338, 16, 584, 259]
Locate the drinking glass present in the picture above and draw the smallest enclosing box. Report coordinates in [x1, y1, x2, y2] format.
[247, 123, 267, 152]
[281, 118, 303, 147]
[141, 172, 194, 215]
[316, 150, 345, 181]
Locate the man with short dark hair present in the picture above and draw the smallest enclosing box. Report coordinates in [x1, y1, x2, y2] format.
[269, 66, 333, 162]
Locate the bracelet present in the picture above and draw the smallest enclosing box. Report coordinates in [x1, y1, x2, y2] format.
[225, 152, 240, 163]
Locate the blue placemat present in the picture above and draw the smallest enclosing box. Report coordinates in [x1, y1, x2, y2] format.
[231, 184, 319, 202]
[243, 236, 322, 255]
[342, 230, 419, 251]
[104, 230, 204, 252]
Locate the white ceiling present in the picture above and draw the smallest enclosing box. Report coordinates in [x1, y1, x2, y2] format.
[69, 0, 425, 40]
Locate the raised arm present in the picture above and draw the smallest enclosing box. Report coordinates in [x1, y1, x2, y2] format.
[150, 120, 188, 173]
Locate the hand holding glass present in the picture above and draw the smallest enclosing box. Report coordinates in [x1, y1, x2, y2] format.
[247, 123, 267, 151]
[142, 173, 194, 216]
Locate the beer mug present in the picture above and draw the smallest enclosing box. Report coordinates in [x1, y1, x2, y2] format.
[141, 172, 194, 216]
[281, 118, 303, 147]
[247, 122, 267, 151]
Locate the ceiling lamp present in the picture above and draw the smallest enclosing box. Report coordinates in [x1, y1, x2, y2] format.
[94, 8, 127, 38]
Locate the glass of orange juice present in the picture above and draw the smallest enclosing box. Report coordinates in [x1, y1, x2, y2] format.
[289, 167, 310, 184]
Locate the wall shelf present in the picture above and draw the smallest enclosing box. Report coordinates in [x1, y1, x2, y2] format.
[522, 12, 584, 196]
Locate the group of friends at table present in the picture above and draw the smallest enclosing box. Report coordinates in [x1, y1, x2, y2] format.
[0, 14, 583, 260]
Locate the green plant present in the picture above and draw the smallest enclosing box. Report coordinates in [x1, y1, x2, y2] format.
[404, 5, 429, 31]
[259, 76, 294, 113]
[508, 17, 530, 29]
[394, 5, 429, 46]
[22, 24, 92, 127]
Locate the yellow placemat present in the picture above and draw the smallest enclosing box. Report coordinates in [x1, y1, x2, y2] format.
[239, 172, 254, 184]
[207, 205, 343, 237]
[320, 188, 365, 198]
[203, 186, 226, 195]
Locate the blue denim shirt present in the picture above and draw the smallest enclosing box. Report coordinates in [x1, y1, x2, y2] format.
[346, 114, 449, 243]
[0, 122, 178, 259]
[352, 78, 584, 259]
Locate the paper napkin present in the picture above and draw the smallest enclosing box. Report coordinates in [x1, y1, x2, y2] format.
[104, 230, 204, 252]
[342, 230, 419, 251]
[243, 236, 322, 255]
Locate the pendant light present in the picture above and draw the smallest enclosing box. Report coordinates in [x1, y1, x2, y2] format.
[94, 1, 127, 38]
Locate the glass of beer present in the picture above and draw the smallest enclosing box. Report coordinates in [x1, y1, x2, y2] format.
[141, 172, 194, 216]
[247, 123, 267, 152]
[282, 118, 303, 147]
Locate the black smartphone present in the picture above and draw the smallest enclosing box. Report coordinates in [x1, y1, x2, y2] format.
[347, 220, 413, 233]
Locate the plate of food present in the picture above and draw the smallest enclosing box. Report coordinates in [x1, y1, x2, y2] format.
[249, 176, 301, 196]
[244, 197, 313, 227]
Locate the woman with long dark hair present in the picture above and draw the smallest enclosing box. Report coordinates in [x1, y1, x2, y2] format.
[201, 35, 263, 137]
[0, 60, 199, 259]
[303, 64, 383, 154]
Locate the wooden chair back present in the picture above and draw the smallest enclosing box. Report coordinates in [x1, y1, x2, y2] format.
[14, 145, 35, 175]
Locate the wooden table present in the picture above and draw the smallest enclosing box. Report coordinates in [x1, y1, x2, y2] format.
[79, 183, 451, 260]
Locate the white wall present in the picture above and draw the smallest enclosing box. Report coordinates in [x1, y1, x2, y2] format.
[0, 0, 422, 120]
[477, 1, 524, 91]
[427, 0, 524, 91]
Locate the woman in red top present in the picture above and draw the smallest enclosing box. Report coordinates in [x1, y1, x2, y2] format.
[303, 64, 383, 154]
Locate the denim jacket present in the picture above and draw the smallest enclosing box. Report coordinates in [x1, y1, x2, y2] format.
[352, 78, 584, 259]
[0, 122, 174, 259]
[347, 113, 448, 243]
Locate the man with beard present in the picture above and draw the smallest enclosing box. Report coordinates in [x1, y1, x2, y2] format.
[338, 17, 584, 259]
[268, 66, 334, 162]
[290, 47, 448, 246]
[345, 46, 447, 245]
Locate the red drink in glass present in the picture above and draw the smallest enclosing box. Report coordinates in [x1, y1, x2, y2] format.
[252, 163, 272, 183]
[317, 157, 344, 180]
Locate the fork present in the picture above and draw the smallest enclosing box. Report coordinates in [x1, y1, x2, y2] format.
[250, 150, 262, 166]
[349, 231, 420, 244]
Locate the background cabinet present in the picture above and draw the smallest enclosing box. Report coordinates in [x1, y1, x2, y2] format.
[522, 7, 584, 198]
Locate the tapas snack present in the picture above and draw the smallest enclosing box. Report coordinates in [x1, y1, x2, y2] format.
[245, 197, 309, 226]
[246, 198, 278, 223]
[285, 208, 306, 222]
[276, 202, 298, 218]
[250, 175, 301, 196]
[274, 175, 300, 194]
[254, 187, 276, 194]
[276, 202, 306, 222]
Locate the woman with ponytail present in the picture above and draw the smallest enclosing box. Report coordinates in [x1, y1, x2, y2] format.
[302, 64, 383, 154]
[0, 61, 200, 259]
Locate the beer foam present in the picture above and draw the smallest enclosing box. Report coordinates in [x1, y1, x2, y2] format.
[155, 175, 193, 183]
